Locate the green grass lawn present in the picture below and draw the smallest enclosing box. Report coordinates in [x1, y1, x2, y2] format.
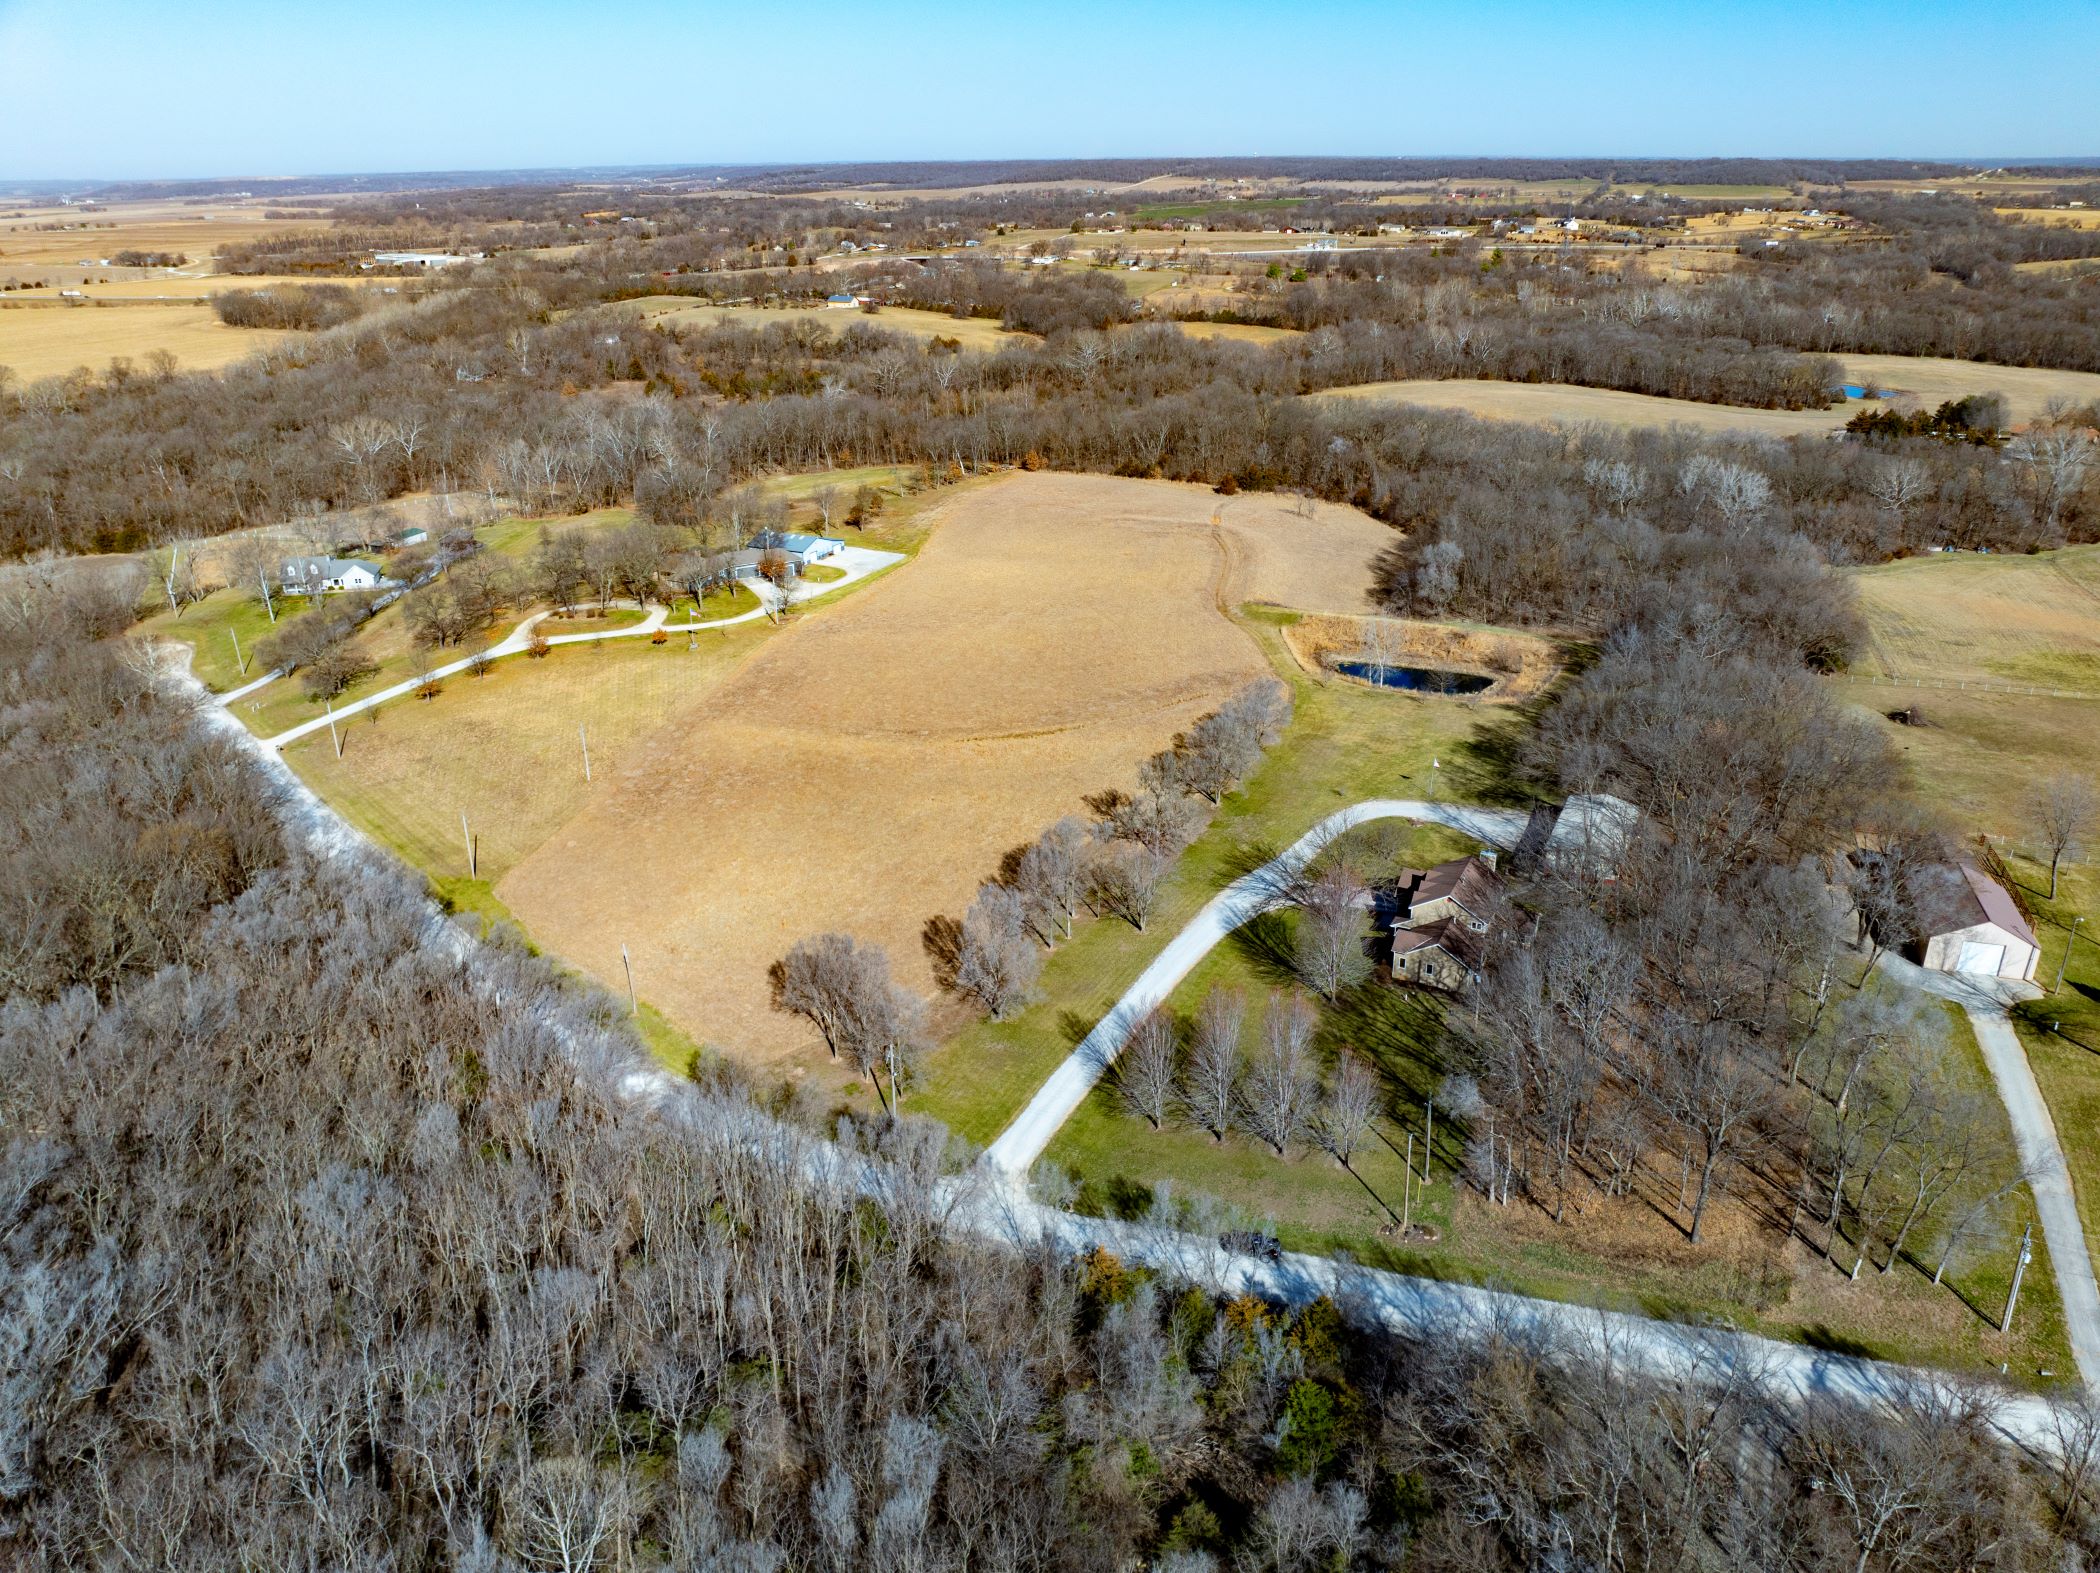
[2006, 846, 2100, 1278]
[139, 586, 307, 692]
[666, 582, 764, 623]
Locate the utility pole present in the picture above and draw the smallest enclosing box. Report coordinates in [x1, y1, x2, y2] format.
[461, 811, 477, 878]
[258, 568, 275, 623]
[325, 698, 342, 759]
[1429, 758, 1440, 801]
[580, 725, 592, 783]
[2004, 1220, 2035, 1335]
[621, 943, 637, 1016]
[230, 627, 246, 676]
[2054, 915, 2087, 997]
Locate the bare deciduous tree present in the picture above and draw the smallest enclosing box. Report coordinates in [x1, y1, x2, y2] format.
[1117, 1009, 1179, 1130]
[2028, 771, 2097, 900]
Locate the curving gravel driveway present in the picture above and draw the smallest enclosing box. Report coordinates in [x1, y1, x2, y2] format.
[982, 799, 1528, 1178]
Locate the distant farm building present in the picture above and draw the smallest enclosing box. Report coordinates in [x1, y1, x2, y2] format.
[825, 292, 860, 307]
[368, 251, 483, 269]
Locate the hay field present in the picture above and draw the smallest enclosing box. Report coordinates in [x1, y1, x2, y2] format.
[1996, 208, 2100, 229]
[1170, 320, 1301, 346]
[285, 636, 762, 888]
[497, 472, 1391, 1064]
[1850, 545, 2100, 694]
[1837, 355, 2100, 423]
[0, 302, 288, 377]
[0, 199, 322, 285]
[8, 273, 386, 302]
[1312, 378, 1857, 437]
[629, 300, 1027, 351]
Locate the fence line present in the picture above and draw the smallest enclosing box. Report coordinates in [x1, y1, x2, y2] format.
[1859, 674, 2095, 701]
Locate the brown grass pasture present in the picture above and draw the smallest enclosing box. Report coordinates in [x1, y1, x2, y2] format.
[1169, 319, 1302, 346]
[285, 635, 763, 888]
[0, 302, 289, 378]
[6, 273, 387, 303]
[497, 473, 1393, 1064]
[1849, 545, 2100, 694]
[1312, 378, 1858, 437]
[1837, 355, 2100, 423]
[624, 299, 1028, 351]
[0, 198, 327, 286]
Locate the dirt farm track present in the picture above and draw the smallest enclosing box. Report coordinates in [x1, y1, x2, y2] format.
[496, 473, 1390, 1064]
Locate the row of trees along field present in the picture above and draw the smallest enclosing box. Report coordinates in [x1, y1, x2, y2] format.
[22, 577, 2100, 1567]
[4, 264, 2097, 560]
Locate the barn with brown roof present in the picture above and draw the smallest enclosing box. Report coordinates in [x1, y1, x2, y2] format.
[1910, 861, 2040, 983]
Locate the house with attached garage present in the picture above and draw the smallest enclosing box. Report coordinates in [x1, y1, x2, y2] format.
[1386, 853, 1503, 992]
[280, 556, 390, 594]
[1908, 860, 2040, 983]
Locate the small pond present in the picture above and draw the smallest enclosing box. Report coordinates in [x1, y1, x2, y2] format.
[1334, 660, 1494, 695]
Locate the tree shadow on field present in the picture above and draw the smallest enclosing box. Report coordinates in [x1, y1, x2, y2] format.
[1439, 709, 1545, 809]
[921, 915, 964, 993]
[1227, 910, 1304, 988]
[1217, 836, 1285, 885]
[1057, 1008, 1099, 1049]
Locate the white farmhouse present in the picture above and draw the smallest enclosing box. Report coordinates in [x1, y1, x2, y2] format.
[281, 556, 388, 594]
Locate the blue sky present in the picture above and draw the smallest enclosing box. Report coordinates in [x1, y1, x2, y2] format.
[2, 0, 2095, 180]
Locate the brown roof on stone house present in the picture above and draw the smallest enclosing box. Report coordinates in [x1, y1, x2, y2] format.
[1390, 918, 1484, 969]
[1409, 855, 1500, 920]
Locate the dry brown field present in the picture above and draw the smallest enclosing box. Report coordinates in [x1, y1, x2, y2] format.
[1170, 320, 1301, 346]
[0, 301, 289, 378]
[1996, 207, 2100, 229]
[496, 472, 1391, 1065]
[1312, 378, 1860, 437]
[1839, 355, 2100, 422]
[0, 197, 326, 286]
[6, 272, 387, 302]
[623, 299, 1029, 351]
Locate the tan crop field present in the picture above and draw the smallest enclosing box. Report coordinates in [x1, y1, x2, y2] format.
[625, 299, 1029, 351]
[0, 198, 326, 285]
[1312, 378, 1860, 437]
[7, 273, 387, 302]
[494, 472, 1392, 1066]
[1849, 544, 2100, 694]
[0, 302, 289, 378]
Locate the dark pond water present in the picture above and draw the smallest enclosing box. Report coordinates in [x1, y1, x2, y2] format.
[1335, 660, 1494, 695]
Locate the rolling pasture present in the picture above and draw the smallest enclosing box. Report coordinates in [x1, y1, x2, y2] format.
[488, 473, 1390, 1066]
[1849, 545, 2100, 695]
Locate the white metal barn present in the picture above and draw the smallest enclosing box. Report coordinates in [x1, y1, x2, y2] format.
[1912, 861, 2040, 983]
